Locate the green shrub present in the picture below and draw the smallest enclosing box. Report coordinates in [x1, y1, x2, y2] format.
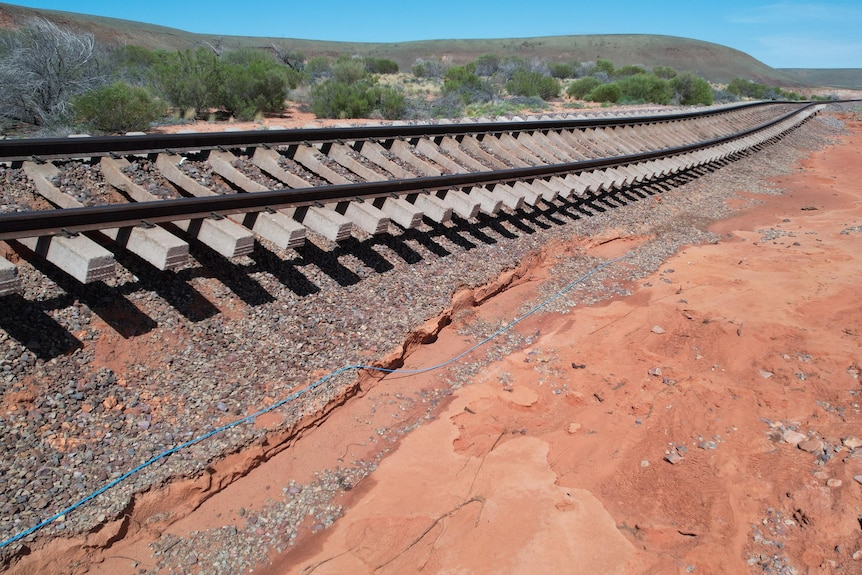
[506, 70, 561, 100]
[443, 65, 481, 92]
[71, 82, 166, 133]
[497, 56, 528, 80]
[549, 62, 577, 79]
[151, 47, 221, 118]
[310, 77, 405, 119]
[217, 64, 291, 120]
[212, 49, 297, 120]
[443, 65, 496, 104]
[671, 72, 713, 105]
[727, 78, 773, 99]
[364, 57, 398, 74]
[652, 66, 678, 80]
[411, 58, 445, 78]
[332, 57, 367, 84]
[586, 83, 621, 103]
[593, 59, 615, 77]
[614, 65, 647, 78]
[616, 73, 672, 104]
[473, 54, 500, 76]
[566, 77, 601, 99]
[111, 45, 159, 85]
[305, 56, 332, 80]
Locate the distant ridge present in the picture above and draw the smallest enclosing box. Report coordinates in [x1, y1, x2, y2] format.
[0, 1, 838, 87]
[779, 69, 862, 90]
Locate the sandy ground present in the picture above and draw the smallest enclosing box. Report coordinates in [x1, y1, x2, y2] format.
[8, 112, 862, 574]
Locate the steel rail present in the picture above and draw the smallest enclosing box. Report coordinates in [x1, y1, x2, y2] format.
[0, 101, 797, 162]
[0, 102, 820, 240]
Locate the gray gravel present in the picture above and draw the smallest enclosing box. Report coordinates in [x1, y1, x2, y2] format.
[0, 104, 850, 572]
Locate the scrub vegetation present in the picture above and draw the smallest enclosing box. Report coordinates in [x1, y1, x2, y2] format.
[0, 17, 836, 135]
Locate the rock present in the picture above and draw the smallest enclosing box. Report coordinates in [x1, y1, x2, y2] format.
[640, 460, 650, 468]
[566, 423, 582, 434]
[813, 471, 829, 481]
[665, 452, 683, 465]
[651, 326, 666, 334]
[853, 550, 862, 560]
[782, 430, 807, 446]
[854, 475, 862, 485]
[648, 367, 663, 377]
[759, 370, 774, 379]
[798, 439, 825, 453]
[843, 436, 862, 449]
[827, 479, 843, 488]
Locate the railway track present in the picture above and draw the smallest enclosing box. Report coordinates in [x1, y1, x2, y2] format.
[0, 100, 848, 565]
[0, 101, 827, 296]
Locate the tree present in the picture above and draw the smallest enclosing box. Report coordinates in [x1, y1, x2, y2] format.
[0, 18, 106, 126]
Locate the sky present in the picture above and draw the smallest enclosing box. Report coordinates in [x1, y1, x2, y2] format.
[5, 1, 862, 69]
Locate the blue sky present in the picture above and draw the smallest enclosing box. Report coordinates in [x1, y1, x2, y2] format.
[6, 1, 862, 68]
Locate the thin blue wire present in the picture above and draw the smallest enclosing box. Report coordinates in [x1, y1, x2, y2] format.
[0, 252, 629, 550]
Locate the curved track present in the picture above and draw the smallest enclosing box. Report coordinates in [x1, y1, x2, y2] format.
[0, 101, 827, 295]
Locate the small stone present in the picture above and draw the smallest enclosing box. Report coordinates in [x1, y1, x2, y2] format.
[216, 401, 228, 412]
[640, 460, 650, 468]
[852, 550, 862, 560]
[855, 475, 862, 485]
[651, 326, 666, 334]
[566, 423, 582, 434]
[783, 430, 807, 446]
[759, 370, 774, 379]
[665, 452, 683, 465]
[648, 367, 663, 377]
[813, 471, 829, 480]
[798, 439, 825, 453]
[827, 479, 843, 488]
[843, 436, 862, 449]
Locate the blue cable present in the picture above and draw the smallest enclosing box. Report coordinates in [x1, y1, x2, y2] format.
[0, 252, 629, 550]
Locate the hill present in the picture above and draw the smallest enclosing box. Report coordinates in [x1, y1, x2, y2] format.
[0, 2, 811, 87]
[779, 69, 862, 90]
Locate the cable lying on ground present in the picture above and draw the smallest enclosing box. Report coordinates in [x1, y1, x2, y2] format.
[0, 252, 630, 551]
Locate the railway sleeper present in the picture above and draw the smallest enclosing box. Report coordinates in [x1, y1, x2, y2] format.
[0, 256, 21, 296]
[24, 160, 185, 275]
